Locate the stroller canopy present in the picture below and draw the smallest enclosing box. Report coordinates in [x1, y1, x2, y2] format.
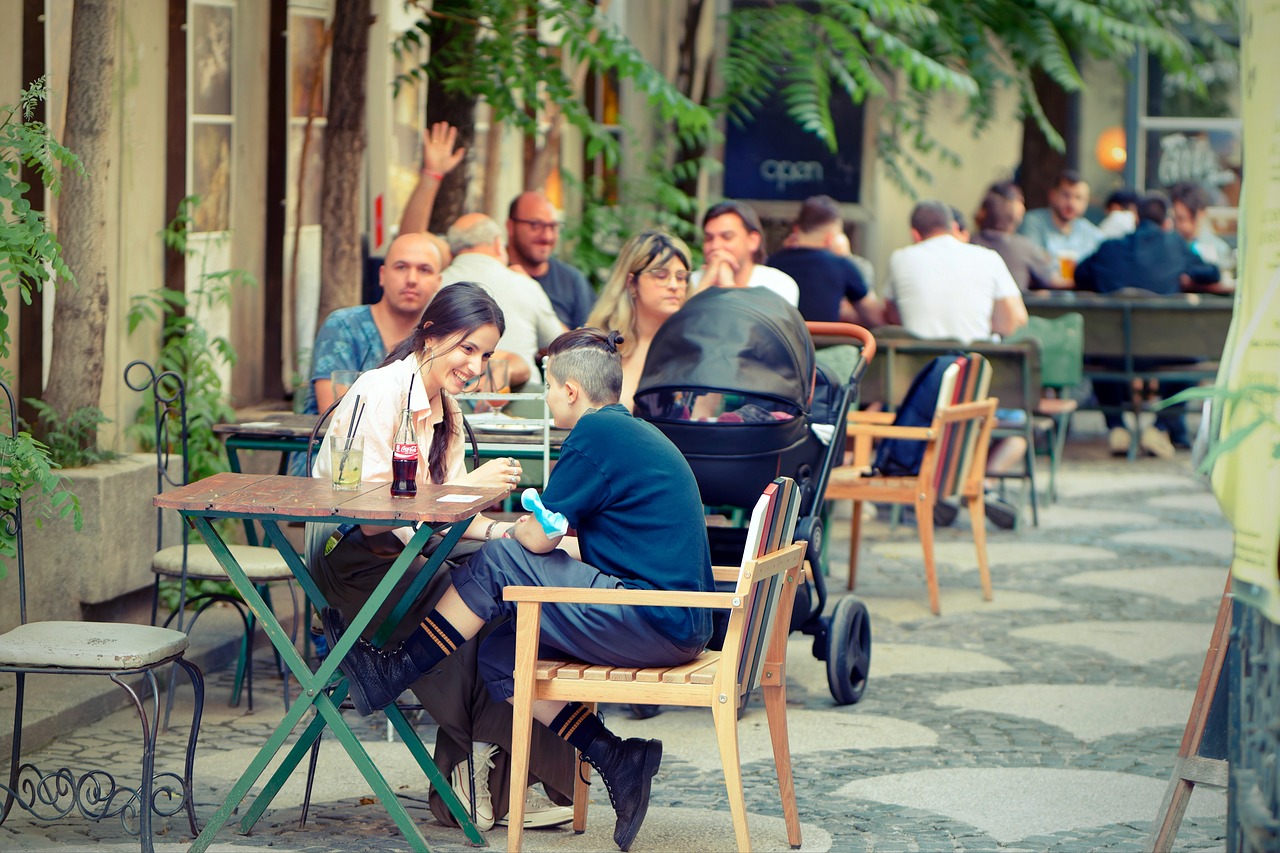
[636, 286, 815, 410]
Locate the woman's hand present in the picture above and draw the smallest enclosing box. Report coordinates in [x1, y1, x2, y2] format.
[465, 456, 523, 492]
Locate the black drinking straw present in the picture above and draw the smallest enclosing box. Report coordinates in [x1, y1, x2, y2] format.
[345, 395, 365, 452]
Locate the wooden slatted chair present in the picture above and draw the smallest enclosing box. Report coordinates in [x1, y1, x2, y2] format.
[826, 354, 998, 616]
[504, 477, 808, 853]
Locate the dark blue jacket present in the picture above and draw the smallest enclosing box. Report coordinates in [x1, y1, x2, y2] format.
[1074, 222, 1218, 295]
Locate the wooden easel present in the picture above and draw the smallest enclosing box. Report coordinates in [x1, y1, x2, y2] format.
[1145, 574, 1233, 852]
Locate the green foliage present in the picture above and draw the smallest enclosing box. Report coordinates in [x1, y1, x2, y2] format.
[1156, 384, 1280, 475]
[395, 0, 718, 167]
[561, 146, 710, 288]
[0, 78, 84, 366]
[720, 0, 1238, 194]
[20, 398, 120, 467]
[0, 427, 83, 579]
[126, 197, 252, 485]
[0, 79, 84, 578]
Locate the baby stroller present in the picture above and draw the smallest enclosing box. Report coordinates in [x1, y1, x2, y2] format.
[634, 286, 875, 705]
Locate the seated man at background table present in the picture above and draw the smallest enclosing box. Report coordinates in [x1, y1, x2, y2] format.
[507, 190, 597, 328]
[970, 188, 1067, 292]
[1018, 170, 1104, 273]
[767, 194, 885, 326]
[304, 232, 444, 416]
[441, 213, 567, 388]
[692, 199, 800, 306]
[323, 327, 715, 852]
[882, 200, 1029, 529]
[1073, 191, 1219, 457]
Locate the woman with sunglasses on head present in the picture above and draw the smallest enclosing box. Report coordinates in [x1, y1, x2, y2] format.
[310, 281, 575, 833]
[584, 230, 694, 411]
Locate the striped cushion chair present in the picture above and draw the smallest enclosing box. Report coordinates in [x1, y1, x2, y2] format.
[503, 477, 808, 853]
[826, 353, 998, 616]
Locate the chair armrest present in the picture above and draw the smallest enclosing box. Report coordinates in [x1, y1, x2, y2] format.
[712, 566, 740, 582]
[1035, 397, 1078, 416]
[848, 411, 897, 426]
[503, 586, 741, 609]
[847, 424, 935, 441]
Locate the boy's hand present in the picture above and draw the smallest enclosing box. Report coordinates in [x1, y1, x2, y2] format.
[512, 513, 561, 554]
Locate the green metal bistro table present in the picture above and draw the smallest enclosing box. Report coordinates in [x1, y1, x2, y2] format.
[213, 412, 318, 477]
[156, 472, 506, 852]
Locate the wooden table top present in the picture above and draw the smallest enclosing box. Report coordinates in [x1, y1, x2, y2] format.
[155, 472, 508, 523]
[213, 413, 317, 439]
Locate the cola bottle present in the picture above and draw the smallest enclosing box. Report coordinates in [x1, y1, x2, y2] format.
[390, 407, 418, 498]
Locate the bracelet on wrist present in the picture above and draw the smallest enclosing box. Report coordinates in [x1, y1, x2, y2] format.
[423, 169, 444, 181]
[484, 520, 500, 540]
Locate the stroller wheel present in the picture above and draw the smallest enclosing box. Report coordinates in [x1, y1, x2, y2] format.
[826, 596, 871, 705]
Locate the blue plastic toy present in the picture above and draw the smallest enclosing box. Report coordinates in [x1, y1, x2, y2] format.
[521, 488, 568, 538]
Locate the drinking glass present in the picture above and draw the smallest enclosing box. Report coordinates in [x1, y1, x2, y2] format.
[330, 436, 364, 490]
[470, 361, 511, 414]
[331, 370, 360, 400]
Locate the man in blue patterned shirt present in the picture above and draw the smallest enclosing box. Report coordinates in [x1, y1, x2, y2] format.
[303, 232, 443, 416]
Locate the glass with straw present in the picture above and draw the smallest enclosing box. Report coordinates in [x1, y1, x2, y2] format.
[331, 395, 366, 491]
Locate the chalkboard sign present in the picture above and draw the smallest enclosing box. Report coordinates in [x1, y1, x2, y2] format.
[723, 86, 864, 203]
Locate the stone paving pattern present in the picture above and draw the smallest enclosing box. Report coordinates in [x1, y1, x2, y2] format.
[2, 425, 1232, 852]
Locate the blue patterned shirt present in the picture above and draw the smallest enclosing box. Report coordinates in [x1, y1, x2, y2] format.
[303, 305, 385, 415]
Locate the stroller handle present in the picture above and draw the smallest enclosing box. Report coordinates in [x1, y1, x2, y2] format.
[806, 322, 876, 387]
[806, 322, 876, 363]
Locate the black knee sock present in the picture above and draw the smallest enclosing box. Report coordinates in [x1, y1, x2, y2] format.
[403, 609, 466, 671]
[550, 702, 606, 752]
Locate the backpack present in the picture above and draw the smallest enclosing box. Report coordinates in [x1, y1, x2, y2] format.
[872, 354, 966, 476]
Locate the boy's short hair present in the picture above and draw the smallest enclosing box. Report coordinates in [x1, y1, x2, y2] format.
[546, 328, 624, 406]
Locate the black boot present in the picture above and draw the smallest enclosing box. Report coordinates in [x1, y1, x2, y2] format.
[581, 729, 662, 851]
[321, 607, 422, 717]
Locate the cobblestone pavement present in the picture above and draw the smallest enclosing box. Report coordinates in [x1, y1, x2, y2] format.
[2, 438, 1232, 852]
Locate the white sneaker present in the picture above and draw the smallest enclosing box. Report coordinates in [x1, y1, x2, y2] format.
[1108, 427, 1130, 456]
[1140, 426, 1175, 459]
[495, 784, 574, 829]
[450, 741, 497, 831]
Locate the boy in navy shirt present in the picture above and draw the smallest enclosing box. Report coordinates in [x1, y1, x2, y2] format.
[324, 327, 714, 851]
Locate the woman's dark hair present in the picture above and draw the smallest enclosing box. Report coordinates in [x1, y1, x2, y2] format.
[382, 282, 505, 483]
[978, 191, 1015, 232]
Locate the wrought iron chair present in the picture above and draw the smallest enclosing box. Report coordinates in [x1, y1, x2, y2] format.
[125, 361, 296, 720]
[504, 477, 808, 852]
[0, 379, 204, 852]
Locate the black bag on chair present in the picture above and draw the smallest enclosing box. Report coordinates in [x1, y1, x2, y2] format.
[873, 354, 964, 476]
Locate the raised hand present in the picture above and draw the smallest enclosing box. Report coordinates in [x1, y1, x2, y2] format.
[422, 121, 466, 177]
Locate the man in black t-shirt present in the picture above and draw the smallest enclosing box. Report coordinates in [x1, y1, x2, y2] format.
[768, 194, 885, 326]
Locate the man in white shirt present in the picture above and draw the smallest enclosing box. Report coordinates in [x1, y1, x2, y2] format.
[883, 201, 1028, 342]
[690, 200, 799, 306]
[441, 213, 567, 386]
[882, 200, 1029, 530]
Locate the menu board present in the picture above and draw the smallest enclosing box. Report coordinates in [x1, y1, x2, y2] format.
[1213, 3, 1280, 623]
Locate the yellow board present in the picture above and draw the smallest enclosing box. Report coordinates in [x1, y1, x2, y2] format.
[1215, 3, 1280, 622]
